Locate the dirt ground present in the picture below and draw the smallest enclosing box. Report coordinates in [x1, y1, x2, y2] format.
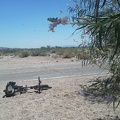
[0, 56, 120, 120]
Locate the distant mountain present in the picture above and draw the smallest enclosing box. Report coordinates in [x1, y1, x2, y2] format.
[0, 47, 9, 50]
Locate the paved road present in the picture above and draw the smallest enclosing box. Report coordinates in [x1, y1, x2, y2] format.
[0, 62, 109, 82]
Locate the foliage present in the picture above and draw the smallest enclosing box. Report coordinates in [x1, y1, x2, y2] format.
[31, 49, 47, 56]
[0, 47, 82, 58]
[0, 49, 20, 56]
[48, 16, 69, 32]
[48, 0, 120, 111]
[19, 50, 29, 58]
[72, 0, 120, 110]
[62, 50, 75, 58]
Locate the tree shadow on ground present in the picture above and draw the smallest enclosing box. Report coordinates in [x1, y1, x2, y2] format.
[79, 86, 113, 104]
[93, 116, 120, 120]
[78, 79, 120, 120]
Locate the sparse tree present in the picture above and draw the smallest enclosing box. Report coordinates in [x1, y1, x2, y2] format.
[48, 0, 120, 111]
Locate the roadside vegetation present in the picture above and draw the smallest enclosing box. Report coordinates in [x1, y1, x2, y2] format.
[0, 46, 90, 60]
[48, 0, 120, 118]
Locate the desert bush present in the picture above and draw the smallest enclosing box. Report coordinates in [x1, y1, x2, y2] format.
[50, 49, 56, 53]
[0, 47, 82, 58]
[55, 47, 80, 58]
[0, 52, 3, 56]
[56, 49, 64, 56]
[76, 48, 90, 60]
[31, 49, 41, 56]
[19, 50, 29, 58]
[0, 49, 19, 56]
[28, 48, 48, 57]
[63, 50, 75, 58]
[39, 52, 47, 56]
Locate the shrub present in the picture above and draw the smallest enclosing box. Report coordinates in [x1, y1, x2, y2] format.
[50, 49, 56, 53]
[63, 50, 75, 58]
[19, 51, 29, 58]
[31, 50, 41, 56]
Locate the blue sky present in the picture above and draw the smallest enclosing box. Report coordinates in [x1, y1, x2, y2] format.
[0, 0, 81, 48]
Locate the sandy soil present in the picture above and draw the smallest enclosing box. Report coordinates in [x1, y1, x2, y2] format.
[0, 55, 76, 69]
[0, 56, 120, 120]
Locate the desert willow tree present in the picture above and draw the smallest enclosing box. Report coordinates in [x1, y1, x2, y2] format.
[48, 0, 120, 110]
